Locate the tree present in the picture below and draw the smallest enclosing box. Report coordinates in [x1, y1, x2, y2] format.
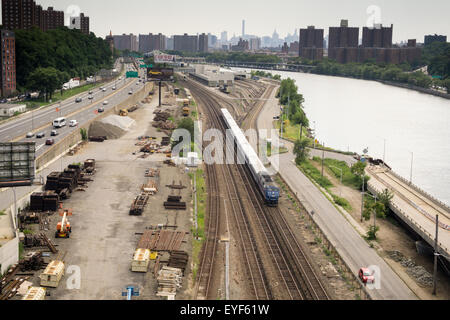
[377, 188, 394, 216]
[293, 139, 310, 165]
[27, 67, 65, 101]
[177, 118, 195, 142]
[366, 225, 380, 240]
[351, 161, 367, 178]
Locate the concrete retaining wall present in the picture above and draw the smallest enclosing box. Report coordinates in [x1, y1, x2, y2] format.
[0, 235, 18, 274]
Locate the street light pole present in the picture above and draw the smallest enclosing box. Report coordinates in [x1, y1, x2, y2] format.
[313, 121, 317, 149]
[410, 152, 414, 185]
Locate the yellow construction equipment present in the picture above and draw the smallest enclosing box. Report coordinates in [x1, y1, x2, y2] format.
[182, 107, 190, 117]
[119, 109, 129, 116]
[183, 99, 189, 107]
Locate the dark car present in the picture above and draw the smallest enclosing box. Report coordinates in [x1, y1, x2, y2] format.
[36, 132, 45, 138]
[75, 97, 82, 103]
[88, 95, 94, 100]
[50, 130, 59, 136]
[45, 139, 55, 146]
[98, 107, 105, 113]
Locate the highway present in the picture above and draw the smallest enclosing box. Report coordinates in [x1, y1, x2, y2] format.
[0, 61, 147, 158]
[368, 167, 450, 260]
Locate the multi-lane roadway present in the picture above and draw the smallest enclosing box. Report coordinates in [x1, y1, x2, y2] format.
[0, 61, 146, 158]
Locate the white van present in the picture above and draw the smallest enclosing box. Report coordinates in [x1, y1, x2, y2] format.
[53, 117, 67, 128]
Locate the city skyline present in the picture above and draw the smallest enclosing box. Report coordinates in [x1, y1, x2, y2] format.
[4, 0, 448, 43]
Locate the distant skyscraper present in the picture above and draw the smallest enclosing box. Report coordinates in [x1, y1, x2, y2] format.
[242, 20, 245, 37]
[221, 31, 228, 43]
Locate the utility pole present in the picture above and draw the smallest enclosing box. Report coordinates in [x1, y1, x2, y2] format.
[433, 214, 439, 296]
[361, 174, 365, 222]
[159, 81, 162, 107]
[410, 152, 414, 185]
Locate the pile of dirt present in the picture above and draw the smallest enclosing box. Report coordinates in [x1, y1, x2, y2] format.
[88, 115, 136, 140]
[89, 122, 126, 139]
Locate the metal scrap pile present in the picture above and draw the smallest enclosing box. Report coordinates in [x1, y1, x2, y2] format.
[129, 193, 150, 216]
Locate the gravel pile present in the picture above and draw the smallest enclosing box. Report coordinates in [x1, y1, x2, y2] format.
[387, 251, 433, 287]
[88, 115, 136, 140]
[101, 115, 136, 131]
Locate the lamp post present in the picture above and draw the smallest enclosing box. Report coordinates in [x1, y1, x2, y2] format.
[313, 121, 317, 149]
[360, 148, 369, 222]
[330, 166, 343, 198]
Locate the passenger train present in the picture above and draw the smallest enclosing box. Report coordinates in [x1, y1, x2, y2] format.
[221, 109, 280, 206]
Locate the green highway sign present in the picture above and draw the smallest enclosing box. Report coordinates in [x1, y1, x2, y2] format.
[126, 71, 139, 78]
[140, 64, 153, 68]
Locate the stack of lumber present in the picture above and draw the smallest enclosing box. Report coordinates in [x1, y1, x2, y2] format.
[156, 267, 183, 299]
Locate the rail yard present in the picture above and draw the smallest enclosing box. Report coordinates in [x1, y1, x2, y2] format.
[1, 65, 447, 302]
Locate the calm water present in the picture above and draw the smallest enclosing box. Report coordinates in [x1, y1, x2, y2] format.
[234, 68, 450, 206]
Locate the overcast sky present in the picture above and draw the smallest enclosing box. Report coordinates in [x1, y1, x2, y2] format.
[9, 0, 450, 42]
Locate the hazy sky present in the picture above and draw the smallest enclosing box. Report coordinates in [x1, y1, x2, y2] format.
[10, 0, 450, 42]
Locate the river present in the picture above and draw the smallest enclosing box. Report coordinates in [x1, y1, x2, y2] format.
[233, 68, 450, 206]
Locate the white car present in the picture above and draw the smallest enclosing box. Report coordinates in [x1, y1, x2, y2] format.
[69, 120, 78, 127]
[103, 101, 108, 105]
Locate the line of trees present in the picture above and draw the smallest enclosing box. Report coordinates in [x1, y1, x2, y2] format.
[15, 26, 113, 94]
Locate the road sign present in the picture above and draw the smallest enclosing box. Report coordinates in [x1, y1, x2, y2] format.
[126, 71, 139, 78]
[0, 142, 36, 187]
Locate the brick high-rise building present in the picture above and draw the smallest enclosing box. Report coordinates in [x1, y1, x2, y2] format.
[41, 6, 64, 32]
[328, 20, 359, 63]
[69, 13, 90, 35]
[113, 34, 138, 52]
[139, 33, 166, 53]
[173, 34, 198, 53]
[299, 26, 324, 60]
[198, 33, 208, 53]
[2, 0, 37, 30]
[0, 30, 16, 97]
[362, 24, 393, 48]
[2, 1, 65, 32]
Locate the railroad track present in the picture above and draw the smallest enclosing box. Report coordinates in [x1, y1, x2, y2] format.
[194, 162, 221, 299]
[185, 78, 329, 300]
[190, 82, 271, 300]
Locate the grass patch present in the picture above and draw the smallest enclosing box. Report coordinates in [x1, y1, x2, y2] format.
[19, 242, 25, 260]
[298, 160, 333, 189]
[0, 210, 5, 216]
[275, 120, 309, 143]
[190, 169, 206, 283]
[22, 229, 33, 235]
[316, 158, 362, 190]
[23, 83, 100, 109]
